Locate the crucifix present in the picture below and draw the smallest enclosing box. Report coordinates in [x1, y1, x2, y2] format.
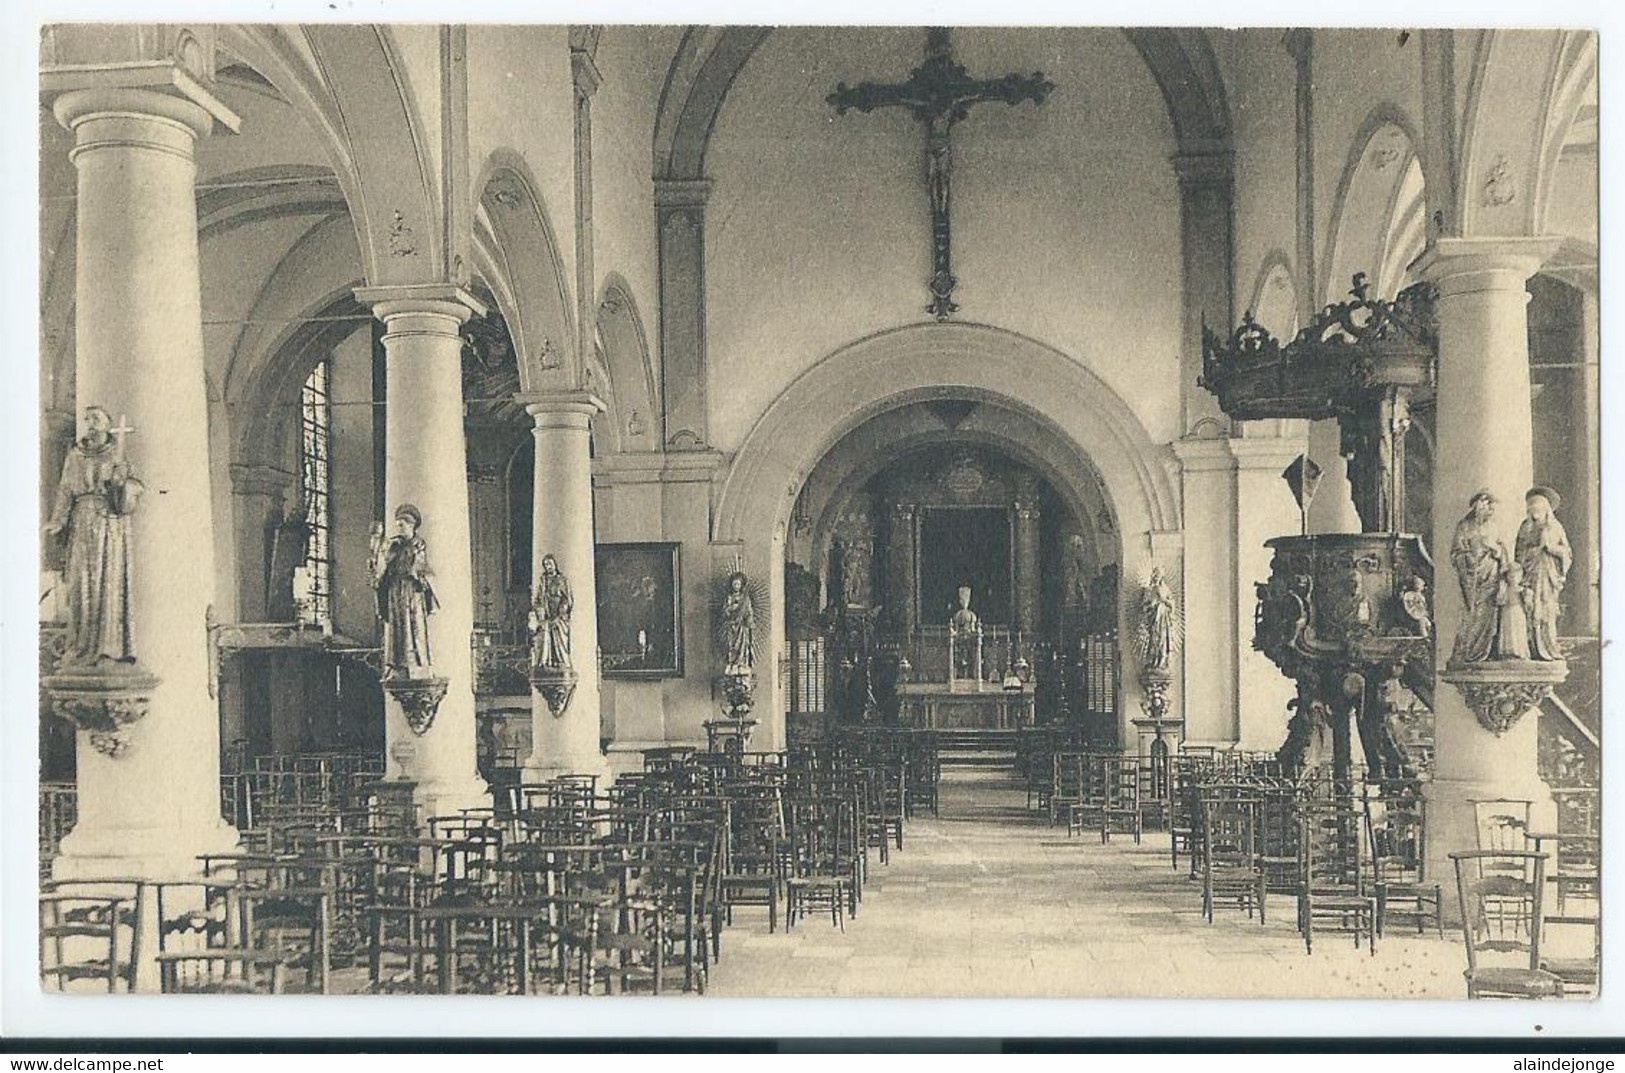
[828, 28, 1055, 320]
[108, 413, 136, 462]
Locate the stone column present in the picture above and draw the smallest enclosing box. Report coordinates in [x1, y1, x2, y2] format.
[48, 81, 242, 880]
[655, 180, 712, 450]
[887, 502, 917, 638]
[354, 284, 488, 821]
[1174, 150, 1235, 437]
[228, 463, 295, 622]
[520, 391, 609, 780]
[1012, 473, 1041, 648]
[1170, 437, 1238, 745]
[1229, 436, 1306, 749]
[1416, 236, 1562, 887]
[1305, 419, 1363, 534]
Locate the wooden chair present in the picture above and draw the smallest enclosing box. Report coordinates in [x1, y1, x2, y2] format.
[1363, 784, 1443, 937]
[1539, 913, 1601, 998]
[1450, 850, 1565, 999]
[1100, 755, 1144, 844]
[1297, 801, 1377, 955]
[1198, 795, 1267, 924]
[39, 878, 144, 992]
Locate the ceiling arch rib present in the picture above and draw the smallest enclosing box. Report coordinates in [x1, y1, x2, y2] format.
[654, 26, 1231, 182]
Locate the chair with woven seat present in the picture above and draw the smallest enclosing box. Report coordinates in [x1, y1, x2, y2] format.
[39, 878, 145, 992]
[1297, 801, 1377, 955]
[1450, 849, 1566, 1000]
[1198, 793, 1266, 924]
[1539, 913, 1600, 998]
[1363, 783, 1443, 937]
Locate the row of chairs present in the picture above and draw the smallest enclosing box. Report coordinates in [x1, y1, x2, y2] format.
[42, 742, 918, 995]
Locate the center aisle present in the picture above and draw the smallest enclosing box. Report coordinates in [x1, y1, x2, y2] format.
[706, 768, 1460, 998]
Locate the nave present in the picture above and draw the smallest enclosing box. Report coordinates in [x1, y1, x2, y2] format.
[40, 736, 1599, 1000]
[707, 768, 1463, 1000]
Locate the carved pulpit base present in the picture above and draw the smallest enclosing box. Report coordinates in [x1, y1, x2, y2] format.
[44, 663, 160, 759]
[1441, 659, 1568, 736]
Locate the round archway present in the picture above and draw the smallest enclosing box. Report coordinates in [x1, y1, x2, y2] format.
[715, 322, 1179, 752]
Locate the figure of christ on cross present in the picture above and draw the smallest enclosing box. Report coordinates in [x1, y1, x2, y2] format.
[828, 27, 1055, 320]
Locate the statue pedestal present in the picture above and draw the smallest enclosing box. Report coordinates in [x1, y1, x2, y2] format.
[1440, 659, 1567, 736]
[704, 717, 758, 755]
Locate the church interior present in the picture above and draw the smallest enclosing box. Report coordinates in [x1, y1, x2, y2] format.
[33, 24, 1601, 1001]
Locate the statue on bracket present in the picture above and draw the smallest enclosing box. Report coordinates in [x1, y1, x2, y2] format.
[720, 570, 759, 676]
[1137, 567, 1181, 674]
[530, 552, 579, 715]
[41, 405, 159, 758]
[370, 504, 439, 680]
[1448, 490, 1519, 665]
[1441, 485, 1569, 737]
[715, 561, 770, 720]
[530, 553, 574, 673]
[43, 405, 144, 667]
[1515, 486, 1572, 661]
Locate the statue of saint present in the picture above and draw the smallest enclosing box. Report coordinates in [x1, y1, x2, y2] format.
[530, 553, 573, 671]
[842, 542, 865, 607]
[1515, 486, 1572, 661]
[1065, 533, 1090, 609]
[1494, 558, 1531, 660]
[1448, 490, 1512, 665]
[371, 504, 438, 679]
[43, 406, 144, 666]
[721, 570, 756, 675]
[950, 584, 980, 634]
[1140, 567, 1178, 672]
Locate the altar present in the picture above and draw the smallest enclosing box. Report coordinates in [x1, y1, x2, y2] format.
[898, 682, 1035, 730]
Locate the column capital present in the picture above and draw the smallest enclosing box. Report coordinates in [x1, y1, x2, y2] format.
[1226, 436, 1306, 472]
[1171, 435, 1235, 473]
[354, 283, 487, 323]
[1415, 236, 1565, 295]
[44, 64, 240, 137]
[655, 178, 714, 210]
[518, 390, 607, 423]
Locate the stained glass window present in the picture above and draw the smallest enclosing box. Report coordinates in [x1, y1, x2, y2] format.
[298, 356, 333, 623]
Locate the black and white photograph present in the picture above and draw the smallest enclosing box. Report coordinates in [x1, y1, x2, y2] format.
[7, 6, 1617, 1048]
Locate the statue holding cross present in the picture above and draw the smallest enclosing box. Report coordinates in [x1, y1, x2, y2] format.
[828, 28, 1055, 320]
[44, 405, 145, 665]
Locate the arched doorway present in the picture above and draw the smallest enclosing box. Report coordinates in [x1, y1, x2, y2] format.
[714, 322, 1180, 758]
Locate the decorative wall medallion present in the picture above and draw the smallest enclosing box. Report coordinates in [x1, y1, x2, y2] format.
[388, 210, 418, 257]
[489, 182, 523, 209]
[1482, 156, 1518, 208]
[385, 675, 449, 735]
[1370, 144, 1403, 171]
[626, 410, 646, 438]
[537, 337, 561, 371]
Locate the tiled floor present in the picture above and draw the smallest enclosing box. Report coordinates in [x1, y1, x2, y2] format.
[707, 768, 1468, 999]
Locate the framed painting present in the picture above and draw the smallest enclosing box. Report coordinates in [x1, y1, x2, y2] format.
[595, 542, 683, 678]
